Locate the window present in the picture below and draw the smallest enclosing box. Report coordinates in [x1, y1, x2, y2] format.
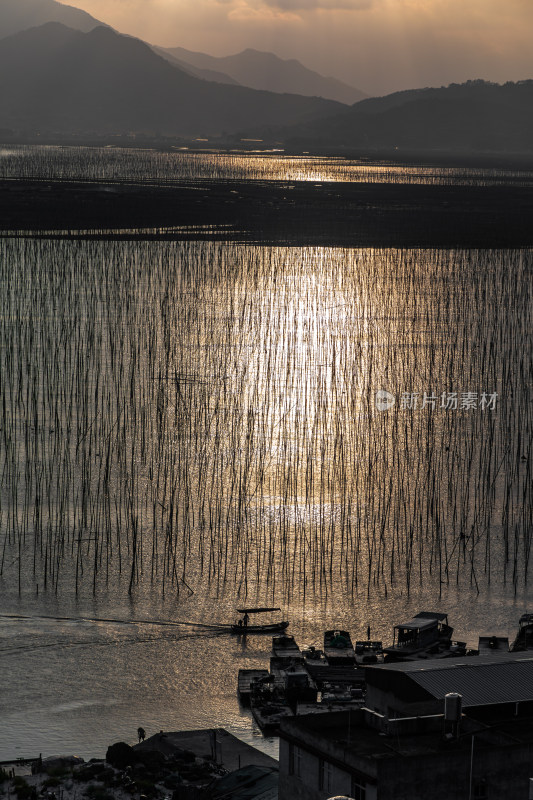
[474, 780, 488, 800]
[294, 745, 302, 777]
[318, 759, 333, 791]
[351, 776, 366, 800]
[323, 761, 333, 792]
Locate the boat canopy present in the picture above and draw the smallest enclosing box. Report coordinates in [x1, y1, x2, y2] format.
[415, 612, 448, 622]
[396, 617, 440, 632]
[236, 607, 281, 614]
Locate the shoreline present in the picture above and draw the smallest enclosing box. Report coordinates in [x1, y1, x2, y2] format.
[0, 729, 278, 800]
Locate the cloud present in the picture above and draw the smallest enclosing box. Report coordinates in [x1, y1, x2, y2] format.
[266, 0, 372, 8]
[66, 0, 533, 95]
[228, 3, 301, 21]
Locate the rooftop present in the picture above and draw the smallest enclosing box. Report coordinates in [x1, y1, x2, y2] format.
[366, 652, 533, 708]
[280, 708, 533, 764]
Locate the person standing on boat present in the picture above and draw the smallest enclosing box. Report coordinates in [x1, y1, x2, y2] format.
[243, 612, 250, 627]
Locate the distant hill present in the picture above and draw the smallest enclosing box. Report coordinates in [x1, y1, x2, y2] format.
[0, 0, 106, 38]
[282, 80, 533, 152]
[152, 46, 242, 87]
[161, 46, 368, 105]
[0, 23, 345, 138]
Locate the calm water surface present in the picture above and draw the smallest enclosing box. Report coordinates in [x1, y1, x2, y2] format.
[0, 149, 532, 762]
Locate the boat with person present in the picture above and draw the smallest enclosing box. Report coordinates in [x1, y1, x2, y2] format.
[230, 607, 289, 634]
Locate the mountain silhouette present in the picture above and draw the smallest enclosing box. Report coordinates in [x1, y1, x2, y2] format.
[283, 80, 533, 152]
[162, 46, 367, 105]
[0, 0, 106, 38]
[152, 47, 242, 87]
[0, 23, 346, 137]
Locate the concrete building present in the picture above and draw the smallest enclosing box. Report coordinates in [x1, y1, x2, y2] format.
[279, 653, 533, 800]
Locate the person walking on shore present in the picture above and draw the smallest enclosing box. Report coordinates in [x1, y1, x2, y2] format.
[137, 727, 146, 743]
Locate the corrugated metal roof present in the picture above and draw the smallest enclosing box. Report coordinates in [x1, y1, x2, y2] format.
[368, 654, 533, 707]
[370, 651, 533, 672]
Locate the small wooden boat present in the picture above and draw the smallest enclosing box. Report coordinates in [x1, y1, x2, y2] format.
[324, 630, 356, 665]
[250, 701, 294, 735]
[237, 669, 269, 705]
[302, 645, 325, 661]
[477, 635, 509, 655]
[249, 674, 293, 735]
[355, 640, 384, 665]
[282, 664, 317, 706]
[231, 607, 289, 635]
[272, 635, 300, 660]
[231, 620, 289, 634]
[250, 695, 294, 734]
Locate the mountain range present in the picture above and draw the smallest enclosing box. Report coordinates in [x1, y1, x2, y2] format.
[283, 80, 533, 152]
[157, 46, 368, 105]
[0, 0, 104, 38]
[0, 0, 366, 105]
[0, 23, 345, 137]
[0, 0, 531, 152]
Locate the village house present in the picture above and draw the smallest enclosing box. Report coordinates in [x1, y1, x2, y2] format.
[279, 653, 533, 800]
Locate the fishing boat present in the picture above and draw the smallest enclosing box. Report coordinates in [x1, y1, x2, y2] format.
[355, 640, 384, 665]
[301, 645, 326, 662]
[282, 663, 317, 706]
[476, 635, 509, 655]
[237, 669, 269, 705]
[230, 607, 289, 634]
[383, 611, 454, 661]
[249, 676, 294, 734]
[323, 630, 356, 665]
[250, 699, 294, 735]
[511, 614, 533, 651]
[272, 634, 300, 660]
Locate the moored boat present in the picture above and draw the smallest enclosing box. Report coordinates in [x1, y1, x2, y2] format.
[324, 629, 356, 665]
[382, 611, 454, 661]
[250, 699, 294, 735]
[249, 674, 294, 734]
[355, 640, 384, 665]
[272, 634, 300, 660]
[511, 614, 533, 651]
[477, 635, 509, 655]
[237, 669, 269, 705]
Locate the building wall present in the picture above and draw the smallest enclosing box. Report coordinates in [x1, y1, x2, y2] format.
[365, 683, 438, 719]
[279, 723, 533, 800]
[279, 737, 377, 800]
[376, 742, 533, 800]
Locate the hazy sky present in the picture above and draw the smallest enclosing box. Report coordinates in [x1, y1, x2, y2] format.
[64, 0, 533, 95]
